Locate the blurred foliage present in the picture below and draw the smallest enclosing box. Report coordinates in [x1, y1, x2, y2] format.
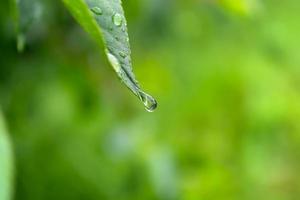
[0, 110, 13, 200]
[1, 0, 300, 200]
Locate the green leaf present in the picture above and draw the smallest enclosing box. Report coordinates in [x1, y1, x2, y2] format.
[0, 111, 14, 200]
[61, 0, 157, 112]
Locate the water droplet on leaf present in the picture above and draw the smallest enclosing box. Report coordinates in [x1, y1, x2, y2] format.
[105, 49, 157, 112]
[105, 49, 121, 73]
[138, 91, 157, 112]
[113, 13, 123, 27]
[91, 7, 103, 15]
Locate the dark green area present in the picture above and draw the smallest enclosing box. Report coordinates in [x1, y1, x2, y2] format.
[1, 0, 300, 200]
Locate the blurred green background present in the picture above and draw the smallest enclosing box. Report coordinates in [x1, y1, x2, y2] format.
[1, 0, 300, 199]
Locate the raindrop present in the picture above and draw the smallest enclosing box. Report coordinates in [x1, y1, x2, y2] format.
[91, 7, 103, 15]
[113, 13, 123, 27]
[105, 50, 157, 112]
[105, 49, 121, 73]
[138, 91, 158, 112]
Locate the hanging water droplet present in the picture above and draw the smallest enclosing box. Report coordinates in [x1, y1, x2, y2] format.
[119, 51, 126, 58]
[105, 49, 121, 73]
[138, 91, 157, 112]
[113, 13, 123, 27]
[105, 48, 157, 112]
[91, 7, 103, 15]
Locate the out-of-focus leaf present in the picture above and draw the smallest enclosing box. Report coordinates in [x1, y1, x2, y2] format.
[0, 111, 14, 200]
[61, 0, 157, 112]
[14, 0, 44, 52]
[218, 0, 261, 16]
